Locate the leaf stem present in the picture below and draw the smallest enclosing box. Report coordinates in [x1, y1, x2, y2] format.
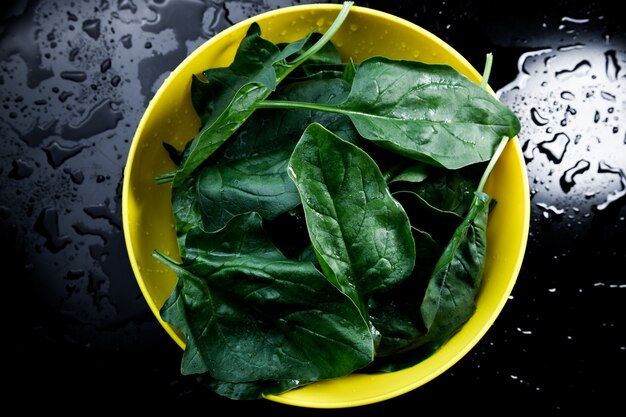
[155, 171, 176, 184]
[477, 135, 509, 193]
[257, 99, 343, 113]
[153, 250, 185, 275]
[290, 1, 354, 67]
[480, 52, 493, 89]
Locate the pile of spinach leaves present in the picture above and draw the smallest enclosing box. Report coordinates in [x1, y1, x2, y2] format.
[152, 1, 521, 400]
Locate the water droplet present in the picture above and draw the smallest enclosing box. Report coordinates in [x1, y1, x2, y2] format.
[58, 91, 73, 102]
[560, 159, 590, 192]
[68, 47, 80, 62]
[60, 99, 124, 140]
[8, 118, 57, 147]
[84, 203, 122, 229]
[66, 269, 85, 280]
[43, 141, 85, 168]
[60, 71, 87, 82]
[536, 202, 565, 219]
[100, 58, 111, 73]
[555, 60, 591, 81]
[8, 158, 35, 179]
[82, 19, 101, 40]
[34, 207, 71, 253]
[63, 167, 85, 184]
[600, 91, 616, 102]
[537, 132, 570, 163]
[118, 0, 138, 13]
[604, 50, 621, 81]
[521, 138, 536, 162]
[530, 107, 549, 126]
[120, 34, 132, 48]
[595, 161, 626, 211]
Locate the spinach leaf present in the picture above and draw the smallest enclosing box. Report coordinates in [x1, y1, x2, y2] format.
[154, 212, 373, 383]
[393, 166, 481, 217]
[393, 190, 463, 248]
[386, 161, 430, 184]
[288, 123, 415, 316]
[194, 77, 356, 232]
[368, 191, 490, 364]
[171, 175, 202, 254]
[420, 191, 490, 338]
[161, 2, 354, 187]
[259, 56, 521, 169]
[368, 227, 441, 357]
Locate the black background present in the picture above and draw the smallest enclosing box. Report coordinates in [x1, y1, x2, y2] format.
[1, 0, 624, 413]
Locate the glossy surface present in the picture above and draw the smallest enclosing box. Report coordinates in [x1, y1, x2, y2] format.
[2, 0, 623, 412]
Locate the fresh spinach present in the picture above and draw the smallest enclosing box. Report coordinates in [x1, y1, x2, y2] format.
[154, 212, 373, 382]
[153, 1, 521, 400]
[288, 123, 416, 317]
[258, 56, 520, 169]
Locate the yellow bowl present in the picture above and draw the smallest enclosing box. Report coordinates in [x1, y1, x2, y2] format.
[122, 3, 530, 408]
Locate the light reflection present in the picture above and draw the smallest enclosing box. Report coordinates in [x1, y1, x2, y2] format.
[498, 37, 625, 219]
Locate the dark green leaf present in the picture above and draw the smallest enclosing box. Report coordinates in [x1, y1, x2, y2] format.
[168, 3, 354, 186]
[194, 77, 356, 232]
[338, 57, 520, 169]
[394, 166, 481, 217]
[288, 123, 415, 316]
[421, 191, 490, 336]
[393, 190, 462, 248]
[368, 227, 442, 357]
[156, 212, 373, 383]
[259, 56, 521, 170]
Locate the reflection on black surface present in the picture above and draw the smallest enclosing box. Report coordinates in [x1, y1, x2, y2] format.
[0, 0, 624, 412]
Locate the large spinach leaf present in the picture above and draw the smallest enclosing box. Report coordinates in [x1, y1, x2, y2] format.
[260, 56, 521, 169]
[288, 123, 415, 316]
[154, 212, 373, 383]
[194, 77, 356, 232]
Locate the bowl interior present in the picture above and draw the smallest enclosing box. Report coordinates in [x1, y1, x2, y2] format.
[122, 3, 530, 408]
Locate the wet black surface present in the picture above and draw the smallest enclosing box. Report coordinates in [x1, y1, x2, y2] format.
[1, 0, 624, 413]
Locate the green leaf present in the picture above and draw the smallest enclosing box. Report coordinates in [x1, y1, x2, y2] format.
[195, 149, 299, 231]
[338, 57, 520, 169]
[171, 175, 202, 254]
[395, 166, 481, 217]
[166, 2, 354, 187]
[190, 23, 282, 127]
[368, 191, 490, 363]
[368, 227, 442, 357]
[155, 212, 373, 383]
[194, 77, 356, 232]
[393, 190, 463, 248]
[421, 191, 490, 335]
[288, 123, 416, 316]
[260, 56, 521, 170]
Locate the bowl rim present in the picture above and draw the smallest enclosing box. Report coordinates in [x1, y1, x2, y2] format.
[122, 2, 531, 408]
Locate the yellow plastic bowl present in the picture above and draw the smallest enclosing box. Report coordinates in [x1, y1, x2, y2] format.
[122, 3, 530, 408]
